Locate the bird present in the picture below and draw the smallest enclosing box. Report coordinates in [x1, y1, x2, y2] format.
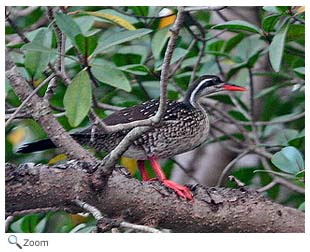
[17, 75, 246, 200]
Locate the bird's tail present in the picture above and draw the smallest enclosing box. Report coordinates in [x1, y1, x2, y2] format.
[16, 133, 93, 154]
[16, 139, 56, 153]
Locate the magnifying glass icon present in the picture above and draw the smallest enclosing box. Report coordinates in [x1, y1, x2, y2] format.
[8, 235, 22, 249]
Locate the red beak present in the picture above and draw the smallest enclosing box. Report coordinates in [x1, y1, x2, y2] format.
[223, 84, 247, 91]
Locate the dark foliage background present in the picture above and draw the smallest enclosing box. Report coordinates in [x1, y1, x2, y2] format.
[5, 6, 304, 232]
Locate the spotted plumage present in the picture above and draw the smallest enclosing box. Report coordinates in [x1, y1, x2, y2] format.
[17, 75, 246, 200]
[71, 99, 209, 160]
[17, 74, 246, 159]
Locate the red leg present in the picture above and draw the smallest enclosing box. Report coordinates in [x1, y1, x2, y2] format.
[149, 157, 193, 200]
[137, 160, 150, 181]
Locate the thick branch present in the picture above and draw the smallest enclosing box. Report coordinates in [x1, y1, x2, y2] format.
[5, 162, 304, 233]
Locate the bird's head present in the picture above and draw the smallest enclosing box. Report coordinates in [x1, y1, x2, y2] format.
[184, 75, 247, 107]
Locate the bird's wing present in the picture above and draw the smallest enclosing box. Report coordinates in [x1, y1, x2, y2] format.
[103, 99, 179, 125]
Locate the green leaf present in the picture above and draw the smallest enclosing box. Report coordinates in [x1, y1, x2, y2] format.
[91, 64, 131, 92]
[271, 146, 304, 174]
[263, 6, 280, 13]
[269, 20, 289, 72]
[34, 216, 48, 233]
[95, 28, 152, 54]
[275, 129, 299, 146]
[10, 217, 24, 233]
[22, 29, 51, 79]
[64, 70, 92, 127]
[212, 20, 260, 33]
[75, 34, 98, 56]
[151, 26, 170, 59]
[235, 34, 266, 62]
[262, 14, 280, 32]
[117, 45, 149, 63]
[296, 170, 305, 179]
[118, 64, 149, 75]
[207, 39, 225, 51]
[293, 67, 305, 75]
[75, 225, 96, 233]
[55, 12, 82, 48]
[224, 33, 245, 53]
[298, 202, 305, 211]
[253, 169, 296, 179]
[287, 24, 305, 42]
[276, 6, 291, 13]
[293, 67, 305, 79]
[74, 16, 95, 35]
[155, 47, 188, 71]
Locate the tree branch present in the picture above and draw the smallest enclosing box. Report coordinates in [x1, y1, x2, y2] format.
[5, 51, 95, 163]
[5, 74, 55, 127]
[5, 162, 304, 233]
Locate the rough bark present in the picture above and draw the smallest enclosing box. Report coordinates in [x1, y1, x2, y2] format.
[5, 162, 304, 233]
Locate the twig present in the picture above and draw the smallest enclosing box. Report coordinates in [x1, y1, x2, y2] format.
[109, 6, 176, 20]
[238, 112, 305, 126]
[248, 67, 259, 143]
[203, 99, 250, 139]
[171, 158, 200, 183]
[45, 7, 64, 100]
[169, 38, 197, 77]
[5, 74, 55, 127]
[211, 125, 244, 147]
[184, 6, 227, 12]
[215, 55, 225, 78]
[73, 199, 103, 220]
[228, 93, 251, 120]
[256, 180, 277, 193]
[188, 12, 206, 84]
[98, 6, 186, 174]
[136, 77, 151, 100]
[120, 221, 163, 233]
[27, 16, 49, 32]
[9, 6, 38, 17]
[7, 207, 63, 217]
[209, 129, 245, 153]
[73, 199, 162, 233]
[100, 126, 151, 174]
[215, 9, 229, 22]
[49, 63, 71, 86]
[5, 10, 30, 43]
[191, 40, 205, 83]
[228, 175, 245, 187]
[96, 102, 124, 111]
[5, 216, 14, 232]
[217, 150, 250, 186]
[253, 147, 273, 160]
[260, 158, 305, 194]
[5, 112, 31, 120]
[155, 6, 185, 123]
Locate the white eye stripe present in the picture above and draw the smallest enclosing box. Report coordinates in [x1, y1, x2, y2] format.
[189, 78, 213, 107]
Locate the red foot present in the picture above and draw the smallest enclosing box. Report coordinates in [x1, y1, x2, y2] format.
[138, 157, 193, 200]
[162, 179, 193, 200]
